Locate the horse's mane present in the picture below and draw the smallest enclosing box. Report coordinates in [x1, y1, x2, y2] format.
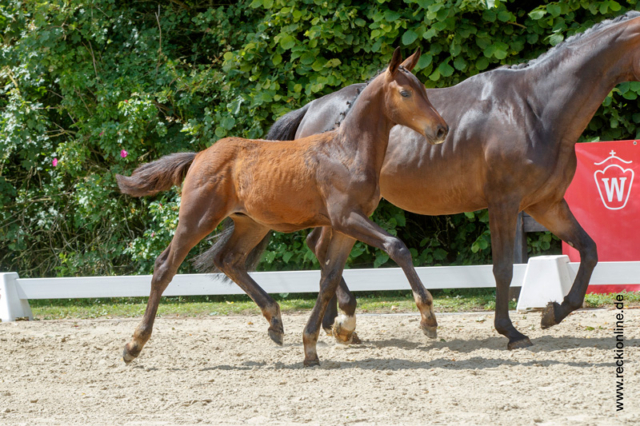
[506, 10, 640, 70]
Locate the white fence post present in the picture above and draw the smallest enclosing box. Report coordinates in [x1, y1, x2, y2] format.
[516, 255, 576, 311]
[0, 272, 33, 322]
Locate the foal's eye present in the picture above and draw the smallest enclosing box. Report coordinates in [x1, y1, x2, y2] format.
[400, 90, 411, 98]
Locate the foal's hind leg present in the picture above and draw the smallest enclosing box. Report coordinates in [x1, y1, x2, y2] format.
[526, 199, 597, 328]
[123, 215, 222, 363]
[212, 216, 284, 345]
[307, 227, 359, 344]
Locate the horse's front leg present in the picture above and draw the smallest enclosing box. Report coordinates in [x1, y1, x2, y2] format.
[302, 231, 356, 366]
[307, 227, 360, 344]
[331, 211, 437, 339]
[526, 199, 598, 328]
[488, 203, 533, 349]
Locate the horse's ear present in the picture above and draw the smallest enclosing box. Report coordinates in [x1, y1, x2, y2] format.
[388, 47, 403, 76]
[401, 48, 421, 71]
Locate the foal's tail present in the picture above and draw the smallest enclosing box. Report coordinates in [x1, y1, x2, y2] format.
[116, 152, 197, 197]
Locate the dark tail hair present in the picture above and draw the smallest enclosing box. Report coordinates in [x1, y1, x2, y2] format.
[192, 219, 272, 281]
[116, 152, 196, 197]
[264, 103, 310, 141]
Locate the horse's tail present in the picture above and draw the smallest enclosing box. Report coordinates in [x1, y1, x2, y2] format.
[264, 103, 311, 141]
[116, 152, 197, 197]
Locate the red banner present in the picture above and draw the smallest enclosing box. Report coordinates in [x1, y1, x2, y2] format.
[563, 140, 640, 293]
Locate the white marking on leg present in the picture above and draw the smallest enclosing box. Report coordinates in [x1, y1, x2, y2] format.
[336, 314, 356, 332]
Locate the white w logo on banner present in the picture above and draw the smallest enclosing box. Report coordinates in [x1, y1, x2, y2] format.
[601, 177, 628, 202]
[593, 150, 634, 211]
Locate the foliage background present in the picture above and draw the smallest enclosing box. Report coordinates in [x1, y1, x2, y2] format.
[1, 0, 638, 277]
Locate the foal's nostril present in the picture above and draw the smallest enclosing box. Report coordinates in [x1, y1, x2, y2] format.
[436, 124, 448, 141]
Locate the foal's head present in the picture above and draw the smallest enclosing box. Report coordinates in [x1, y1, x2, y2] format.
[382, 48, 448, 144]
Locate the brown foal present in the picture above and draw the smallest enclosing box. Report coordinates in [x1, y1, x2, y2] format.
[116, 48, 448, 366]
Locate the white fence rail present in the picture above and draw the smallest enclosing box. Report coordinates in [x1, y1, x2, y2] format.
[1, 257, 639, 322]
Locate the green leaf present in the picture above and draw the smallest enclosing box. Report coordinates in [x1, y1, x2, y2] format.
[221, 117, 235, 130]
[609, 1, 622, 12]
[547, 4, 561, 17]
[453, 56, 467, 71]
[438, 61, 454, 77]
[416, 53, 432, 69]
[402, 30, 418, 45]
[549, 33, 564, 46]
[272, 54, 282, 66]
[384, 10, 401, 22]
[279, 35, 295, 50]
[374, 252, 390, 268]
[249, 0, 262, 8]
[476, 57, 489, 70]
[529, 9, 546, 20]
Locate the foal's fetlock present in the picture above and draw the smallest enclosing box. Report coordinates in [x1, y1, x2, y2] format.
[332, 314, 356, 344]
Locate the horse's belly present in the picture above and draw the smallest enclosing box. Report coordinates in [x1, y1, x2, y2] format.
[379, 164, 487, 215]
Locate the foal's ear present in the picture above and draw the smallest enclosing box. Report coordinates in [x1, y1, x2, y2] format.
[388, 47, 403, 76]
[400, 48, 421, 72]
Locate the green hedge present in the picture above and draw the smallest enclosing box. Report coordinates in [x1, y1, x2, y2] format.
[1, 0, 638, 277]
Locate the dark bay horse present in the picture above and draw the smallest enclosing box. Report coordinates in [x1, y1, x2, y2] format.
[257, 11, 640, 350]
[116, 48, 448, 366]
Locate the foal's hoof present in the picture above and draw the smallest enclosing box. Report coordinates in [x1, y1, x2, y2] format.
[421, 325, 438, 339]
[332, 323, 356, 345]
[122, 345, 138, 364]
[323, 327, 333, 336]
[541, 302, 560, 329]
[507, 337, 533, 350]
[303, 357, 320, 367]
[268, 329, 284, 346]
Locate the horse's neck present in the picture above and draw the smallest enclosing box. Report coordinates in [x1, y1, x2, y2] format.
[529, 27, 634, 146]
[337, 85, 394, 174]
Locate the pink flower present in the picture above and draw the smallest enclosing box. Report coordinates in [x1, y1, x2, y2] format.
[99, 131, 104, 136]
[120, 149, 128, 158]
[124, 100, 128, 103]
[151, 232, 155, 238]
[52, 158, 58, 167]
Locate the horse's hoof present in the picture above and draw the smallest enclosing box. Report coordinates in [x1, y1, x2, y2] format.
[507, 337, 533, 350]
[122, 346, 137, 364]
[303, 357, 320, 367]
[350, 332, 362, 344]
[268, 329, 284, 346]
[323, 327, 333, 336]
[422, 325, 438, 339]
[541, 302, 560, 329]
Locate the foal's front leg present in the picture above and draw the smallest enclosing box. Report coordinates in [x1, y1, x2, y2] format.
[332, 211, 438, 339]
[302, 231, 356, 366]
[307, 227, 360, 344]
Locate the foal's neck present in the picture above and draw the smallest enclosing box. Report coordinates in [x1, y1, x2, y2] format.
[528, 22, 638, 146]
[336, 77, 395, 175]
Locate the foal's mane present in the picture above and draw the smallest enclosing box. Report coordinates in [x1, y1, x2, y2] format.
[506, 10, 640, 70]
[330, 65, 414, 131]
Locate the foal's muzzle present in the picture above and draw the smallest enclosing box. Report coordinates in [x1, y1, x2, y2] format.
[426, 124, 448, 145]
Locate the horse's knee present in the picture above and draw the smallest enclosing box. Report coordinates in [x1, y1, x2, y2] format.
[384, 238, 411, 265]
[492, 263, 513, 285]
[580, 239, 598, 270]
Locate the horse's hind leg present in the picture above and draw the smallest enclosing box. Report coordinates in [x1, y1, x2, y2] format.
[307, 227, 359, 344]
[526, 199, 597, 328]
[123, 212, 223, 363]
[212, 216, 284, 345]
[303, 232, 356, 366]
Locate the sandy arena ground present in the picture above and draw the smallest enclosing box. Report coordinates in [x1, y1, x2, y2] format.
[0, 309, 638, 425]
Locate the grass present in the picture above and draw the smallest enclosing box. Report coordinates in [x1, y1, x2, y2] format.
[27, 289, 640, 321]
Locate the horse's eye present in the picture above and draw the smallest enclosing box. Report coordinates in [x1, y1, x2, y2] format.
[400, 90, 411, 98]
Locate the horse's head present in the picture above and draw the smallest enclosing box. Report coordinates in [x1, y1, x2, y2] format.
[383, 47, 448, 144]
